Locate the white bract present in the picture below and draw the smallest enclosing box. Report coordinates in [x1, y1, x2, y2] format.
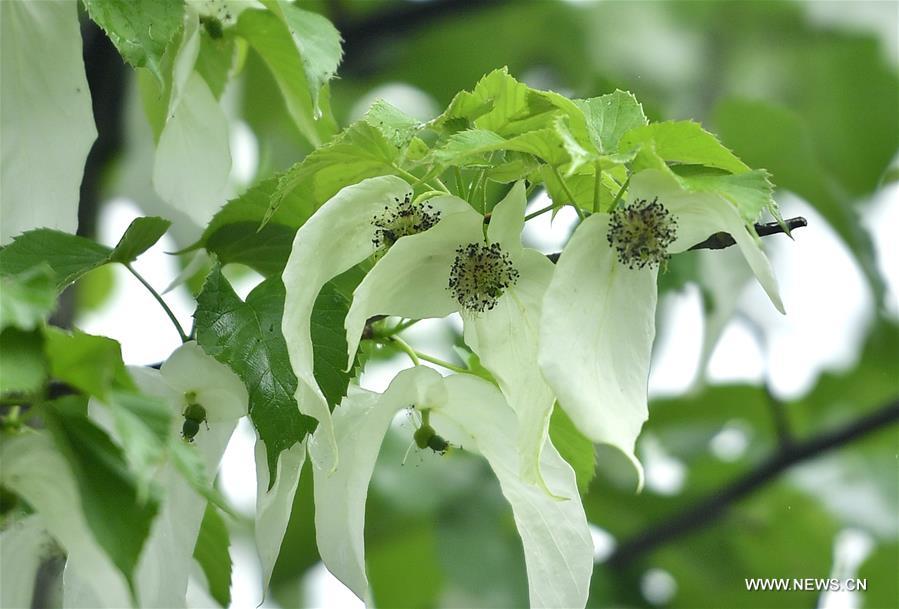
[310, 366, 593, 609]
[281, 175, 472, 471]
[0, 0, 97, 243]
[343, 182, 558, 492]
[539, 169, 783, 486]
[73, 341, 247, 608]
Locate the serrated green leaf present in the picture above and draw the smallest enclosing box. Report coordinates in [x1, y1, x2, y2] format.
[620, 120, 750, 174]
[0, 229, 111, 289]
[0, 217, 171, 291]
[194, 267, 312, 484]
[44, 406, 159, 597]
[0, 266, 56, 332]
[364, 99, 424, 151]
[195, 267, 358, 485]
[259, 0, 342, 113]
[237, 7, 338, 146]
[672, 166, 776, 224]
[548, 405, 596, 495]
[83, 0, 184, 84]
[106, 390, 172, 500]
[0, 328, 46, 394]
[193, 503, 232, 607]
[108, 216, 171, 264]
[43, 328, 134, 399]
[575, 90, 648, 154]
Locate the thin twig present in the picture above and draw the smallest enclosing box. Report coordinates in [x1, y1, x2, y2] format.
[125, 264, 189, 343]
[607, 398, 899, 567]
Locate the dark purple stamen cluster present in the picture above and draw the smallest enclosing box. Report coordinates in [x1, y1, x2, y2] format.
[607, 197, 677, 270]
[448, 242, 519, 313]
[371, 193, 440, 249]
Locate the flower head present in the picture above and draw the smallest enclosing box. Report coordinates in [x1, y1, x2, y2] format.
[607, 196, 678, 269]
[448, 241, 520, 312]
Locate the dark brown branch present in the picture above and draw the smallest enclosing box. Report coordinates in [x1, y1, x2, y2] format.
[546, 216, 807, 263]
[607, 398, 899, 567]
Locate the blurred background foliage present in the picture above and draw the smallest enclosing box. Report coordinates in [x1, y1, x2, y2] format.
[77, 1, 898, 607]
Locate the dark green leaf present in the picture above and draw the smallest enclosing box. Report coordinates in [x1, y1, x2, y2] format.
[193, 503, 232, 607]
[549, 406, 596, 495]
[0, 265, 56, 331]
[194, 267, 312, 484]
[82, 0, 183, 84]
[45, 406, 159, 596]
[0, 229, 111, 290]
[108, 216, 171, 264]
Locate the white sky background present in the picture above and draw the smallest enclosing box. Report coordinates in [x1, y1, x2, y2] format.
[70, 4, 898, 606]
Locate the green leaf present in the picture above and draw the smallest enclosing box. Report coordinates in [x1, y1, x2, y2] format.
[364, 99, 423, 151]
[194, 33, 235, 100]
[0, 217, 170, 290]
[0, 229, 111, 290]
[575, 90, 648, 154]
[44, 406, 159, 596]
[672, 166, 776, 224]
[193, 503, 232, 607]
[548, 406, 596, 495]
[105, 390, 172, 499]
[43, 328, 134, 399]
[0, 328, 46, 394]
[620, 120, 750, 174]
[0, 266, 56, 332]
[82, 0, 184, 84]
[199, 120, 401, 275]
[108, 216, 171, 264]
[194, 267, 312, 484]
[237, 7, 338, 146]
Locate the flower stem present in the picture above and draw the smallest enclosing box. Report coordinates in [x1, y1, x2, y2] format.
[414, 351, 468, 374]
[592, 160, 602, 213]
[125, 264, 189, 343]
[610, 175, 631, 210]
[389, 335, 420, 366]
[525, 203, 555, 222]
[549, 164, 586, 221]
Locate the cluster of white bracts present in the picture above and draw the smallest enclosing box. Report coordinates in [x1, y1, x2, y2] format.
[279, 173, 784, 608]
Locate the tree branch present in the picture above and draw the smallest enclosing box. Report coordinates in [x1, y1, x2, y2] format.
[607, 398, 899, 567]
[546, 216, 807, 263]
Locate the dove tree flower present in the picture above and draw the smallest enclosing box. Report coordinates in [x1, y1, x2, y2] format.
[539, 169, 784, 486]
[309, 365, 593, 609]
[282, 175, 474, 472]
[342, 181, 559, 491]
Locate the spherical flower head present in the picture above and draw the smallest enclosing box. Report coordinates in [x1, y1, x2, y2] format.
[371, 194, 441, 250]
[607, 197, 678, 270]
[448, 242, 520, 313]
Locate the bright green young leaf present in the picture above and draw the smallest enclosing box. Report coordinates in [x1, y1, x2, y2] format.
[82, 0, 184, 85]
[0, 328, 46, 394]
[237, 7, 339, 146]
[194, 32, 235, 100]
[194, 267, 315, 483]
[620, 120, 750, 174]
[44, 407, 159, 596]
[0, 0, 96, 244]
[107, 216, 172, 263]
[193, 503, 232, 608]
[364, 99, 423, 151]
[672, 166, 776, 224]
[0, 266, 56, 332]
[0, 217, 171, 290]
[548, 406, 597, 495]
[575, 90, 648, 154]
[43, 328, 133, 399]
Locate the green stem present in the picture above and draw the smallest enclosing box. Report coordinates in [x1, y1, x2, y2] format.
[550, 164, 586, 221]
[454, 166, 465, 196]
[389, 335, 420, 366]
[125, 264, 189, 343]
[610, 175, 631, 210]
[432, 176, 451, 193]
[414, 351, 468, 374]
[524, 203, 555, 222]
[391, 318, 420, 335]
[593, 160, 602, 213]
[394, 167, 449, 194]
